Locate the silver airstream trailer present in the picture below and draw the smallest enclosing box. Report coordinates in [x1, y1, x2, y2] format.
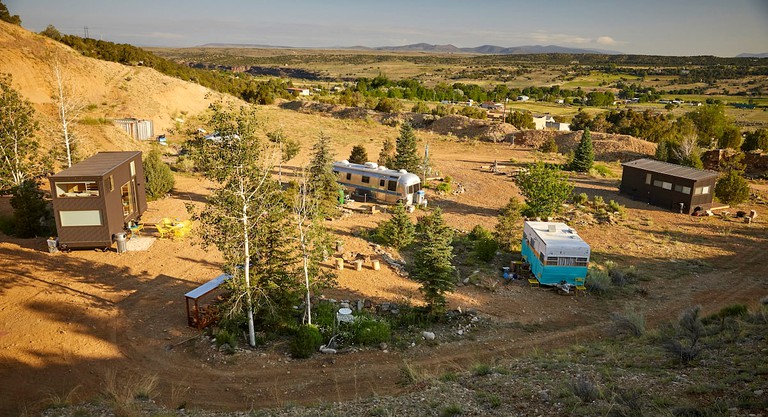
[332, 161, 426, 207]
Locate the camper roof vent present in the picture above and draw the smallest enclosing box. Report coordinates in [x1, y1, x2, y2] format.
[364, 162, 378, 169]
[378, 165, 388, 170]
[398, 169, 407, 174]
[339, 160, 350, 165]
[547, 224, 557, 233]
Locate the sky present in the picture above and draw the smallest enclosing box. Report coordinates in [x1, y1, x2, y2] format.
[7, 0, 768, 56]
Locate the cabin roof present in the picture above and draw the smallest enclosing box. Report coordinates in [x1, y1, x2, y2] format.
[525, 221, 590, 249]
[621, 158, 718, 181]
[51, 151, 141, 178]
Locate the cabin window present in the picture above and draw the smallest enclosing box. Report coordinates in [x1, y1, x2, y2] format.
[645, 173, 652, 184]
[361, 176, 370, 184]
[130, 161, 136, 177]
[674, 184, 692, 194]
[661, 181, 672, 190]
[346, 173, 352, 181]
[121, 181, 135, 217]
[653, 180, 663, 187]
[379, 178, 386, 187]
[387, 180, 397, 192]
[55, 181, 99, 197]
[694, 186, 710, 195]
[59, 210, 102, 227]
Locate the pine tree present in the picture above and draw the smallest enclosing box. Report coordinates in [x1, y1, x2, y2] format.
[494, 197, 523, 252]
[348, 144, 368, 164]
[715, 169, 750, 205]
[412, 208, 455, 315]
[143, 146, 175, 201]
[378, 201, 415, 249]
[571, 128, 594, 172]
[308, 132, 340, 218]
[10, 179, 51, 238]
[393, 122, 420, 173]
[377, 138, 395, 168]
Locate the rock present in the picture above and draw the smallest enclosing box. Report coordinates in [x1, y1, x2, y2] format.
[390, 309, 399, 315]
[340, 302, 350, 309]
[364, 299, 373, 309]
[457, 329, 464, 335]
[356, 299, 364, 311]
[538, 390, 549, 402]
[379, 342, 388, 350]
[755, 389, 764, 396]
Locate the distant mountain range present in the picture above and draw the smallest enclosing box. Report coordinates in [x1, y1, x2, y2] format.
[736, 52, 768, 58]
[199, 42, 624, 55]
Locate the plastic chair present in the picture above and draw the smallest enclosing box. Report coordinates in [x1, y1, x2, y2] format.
[528, 277, 540, 288]
[575, 277, 587, 295]
[128, 222, 144, 238]
[172, 220, 193, 240]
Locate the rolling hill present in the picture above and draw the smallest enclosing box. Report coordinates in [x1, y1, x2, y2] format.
[0, 21, 236, 156]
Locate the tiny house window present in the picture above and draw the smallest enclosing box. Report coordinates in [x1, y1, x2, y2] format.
[130, 161, 136, 177]
[108, 175, 114, 192]
[60, 210, 102, 227]
[701, 186, 710, 194]
[361, 176, 370, 184]
[662, 182, 672, 190]
[645, 173, 652, 184]
[121, 181, 134, 217]
[653, 180, 663, 187]
[55, 181, 99, 197]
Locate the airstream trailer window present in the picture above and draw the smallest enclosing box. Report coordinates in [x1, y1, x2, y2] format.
[346, 173, 352, 180]
[387, 180, 397, 192]
[55, 181, 99, 197]
[362, 176, 370, 183]
[379, 178, 386, 187]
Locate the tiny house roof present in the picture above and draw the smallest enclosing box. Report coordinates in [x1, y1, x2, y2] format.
[621, 158, 718, 181]
[524, 221, 590, 257]
[51, 151, 141, 178]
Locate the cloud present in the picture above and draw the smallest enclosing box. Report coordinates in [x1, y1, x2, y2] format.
[527, 31, 591, 45]
[597, 36, 617, 45]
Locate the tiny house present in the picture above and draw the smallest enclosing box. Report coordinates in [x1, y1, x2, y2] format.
[521, 221, 590, 286]
[49, 151, 147, 249]
[620, 158, 719, 214]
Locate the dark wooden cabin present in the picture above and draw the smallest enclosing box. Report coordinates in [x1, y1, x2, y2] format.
[49, 151, 147, 249]
[620, 158, 719, 214]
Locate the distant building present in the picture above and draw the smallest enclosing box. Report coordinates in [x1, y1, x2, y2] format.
[517, 95, 530, 102]
[114, 118, 154, 141]
[619, 158, 719, 214]
[555, 99, 565, 104]
[480, 101, 504, 111]
[287, 87, 311, 96]
[546, 122, 570, 131]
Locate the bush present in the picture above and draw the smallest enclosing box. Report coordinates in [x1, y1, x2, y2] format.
[591, 164, 613, 177]
[573, 192, 589, 205]
[291, 324, 323, 358]
[716, 303, 748, 319]
[474, 237, 498, 262]
[10, 180, 53, 238]
[569, 375, 601, 402]
[586, 267, 611, 294]
[661, 306, 705, 365]
[412, 101, 430, 114]
[540, 136, 558, 153]
[436, 182, 452, 194]
[352, 316, 390, 346]
[144, 147, 175, 201]
[715, 170, 750, 205]
[214, 329, 238, 352]
[611, 307, 645, 337]
[374, 97, 402, 113]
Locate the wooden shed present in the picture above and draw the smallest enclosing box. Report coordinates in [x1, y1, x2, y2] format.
[620, 158, 719, 214]
[49, 151, 147, 249]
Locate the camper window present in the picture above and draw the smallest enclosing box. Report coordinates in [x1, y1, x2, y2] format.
[346, 173, 352, 181]
[379, 178, 386, 187]
[362, 176, 370, 184]
[55, 181, 99, 197]
[387, 180, 397, 192]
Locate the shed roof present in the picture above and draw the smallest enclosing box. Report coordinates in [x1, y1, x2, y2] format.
[621, 158, 718, 181]
[51, 151, 141, 178]
[184, 274, 231, 300]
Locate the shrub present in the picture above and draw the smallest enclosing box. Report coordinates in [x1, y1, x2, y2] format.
[144, 147, 175, 201]
[468, 224, 492, 241]
[473, 237, 498, 262]
[592, 164, 613, 177]
[715, 169, 750, 205]
[348, 144, 368, 164]
[10, 180, 53, 238]
[586, 267, 611, 294]
[214, 329, 237, 352]
[540, 136, 558, 153]
[573, 192, 589, 205]
[436, 182, 452, 194]
[291, 324, 322, 358]
[439, 404, 464, 417]
[374, 97, 402, 113]
[352, 317, 390, 346]
[611, 307, 645, 337]
[569, 375, 601, 402]
[411, 101, 430, 114]
[608, 199, 624, 214]
[660, 306, 705, 365]
[716, 303, 748, 319]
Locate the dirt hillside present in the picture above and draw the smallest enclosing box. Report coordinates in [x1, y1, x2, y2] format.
[0, 21, 235, 155]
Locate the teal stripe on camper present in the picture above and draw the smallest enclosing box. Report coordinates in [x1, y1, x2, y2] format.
[521, 240, 587, 286]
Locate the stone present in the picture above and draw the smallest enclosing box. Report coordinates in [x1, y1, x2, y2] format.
[422, 331, 435, 340]
[356, 299, 364, 311]
[457, 329, 464, 335]
[340, 302, 350, 309]
[379, 342, 388, 350]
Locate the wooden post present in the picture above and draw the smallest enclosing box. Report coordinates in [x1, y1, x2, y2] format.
[354, 259, 363, 271]
[335, 258, 344, 270]
[372, 259, 380, 270]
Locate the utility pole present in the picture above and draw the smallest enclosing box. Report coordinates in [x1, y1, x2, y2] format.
[83, 26, 89, 38]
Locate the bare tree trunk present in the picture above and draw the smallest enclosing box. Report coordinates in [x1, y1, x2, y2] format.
[50, 58, 83, 168]
[241, 181, 256, 347]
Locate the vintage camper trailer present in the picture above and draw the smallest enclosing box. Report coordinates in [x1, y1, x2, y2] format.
[332, 160, 426, 207]
[521, 221, 590, 286]
[49, 151, 147, 249]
